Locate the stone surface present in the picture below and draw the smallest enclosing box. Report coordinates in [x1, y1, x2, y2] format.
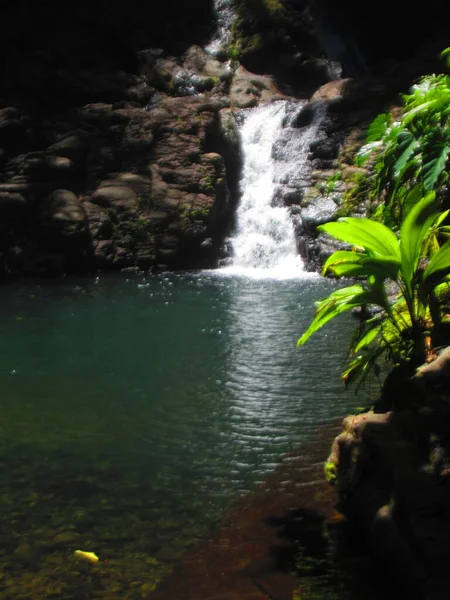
[229, 66, 282, 108]
[0, 0, 447, 279]
[0, 94, 238, 275]
[328, 348, 450, 600]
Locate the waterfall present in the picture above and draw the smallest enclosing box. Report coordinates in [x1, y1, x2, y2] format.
[205, 0, 236, 58]
[222, 100, 322, 279]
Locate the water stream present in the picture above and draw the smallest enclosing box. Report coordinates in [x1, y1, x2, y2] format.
[0, 47, 382, 600]
[222, 99, 325, 279]
[205, 0, 236, 57]
[223, 102, 304, 276]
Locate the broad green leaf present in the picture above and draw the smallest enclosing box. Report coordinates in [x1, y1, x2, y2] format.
[358, 255, 400, 280]
[342, 342, 387, 389]
[322, 250, 363, 272]
[402, 100, 434, 124]
[355, 141, 382, 165]
[297, 285, 387, 346]
[319, 218, 400, 259]
[383, 124, 402, 144]
[436, 225, 450, 241]
[400, 191, 439, 286]
[394, 131, 418, 175]
[423, 240, 450, 281]
[353, 322, 382, 352]
[298, 285, 367, 346]
[322, 250, 372, 277]
[324, 252, 399, 280]
[441, 47, 450, 68]
[366, 113, 391, 142]
[342, 354, 370, 386]
[298, 67, 450, 388]
[423, 144, 450, 190]
[399, 185, 423, 219]
[434, 210, 450, 227]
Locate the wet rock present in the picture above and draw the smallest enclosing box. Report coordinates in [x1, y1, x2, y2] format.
[292, 103, 317, 128]
[183, 45, 233, 83]
[91, 185, 138, 214]
[229, 66, 279, 108]
[94, 239, 116, 267]
[23, 155, 74, 181]
[126, 81, 153, 105]
[46, 133, 87, 161]
[309, 138, 339, 160]
[301, 196, 340, 232]
[83, 201, 113, 241]
[291, 57, 332, 90]
[41, 189, 86, 234]
[329, 356, 450, 600]
[0, 192, 27, 216]
[172, 70, 217, 96]
[0, 107, 30, 153]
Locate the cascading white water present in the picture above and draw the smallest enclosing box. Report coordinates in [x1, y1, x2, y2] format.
[222, 100, 323, 279]
[205, 0, 236, 57]
[230, 102, 301, 276]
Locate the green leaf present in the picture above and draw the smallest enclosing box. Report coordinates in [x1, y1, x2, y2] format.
[355, 141, 383, 165]
[358, 256, 400, 280]
[441, 47, 450, 69]
[319, 218, 400, 259]
[366, 113, 391, 142]
[394, 131, 418, 175]
[423, 144, 450, 190]
[353, 321, 382, 353]
[298, 285, 368, 346]
[323, 251, 399, 280]
[400, 191, 439, 286]
[342, 342, 386, 390]
[322, 250, 367, 277]
[423, 240, 450, 281]
[402, 100, 435, 125]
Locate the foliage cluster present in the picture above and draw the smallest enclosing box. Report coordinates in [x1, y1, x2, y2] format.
[350, 50, 450, 227]
[299, 192, 450, 389]
[298, 49, 450, 394]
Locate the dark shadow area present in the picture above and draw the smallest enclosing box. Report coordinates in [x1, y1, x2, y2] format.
[0, 0, 216, 110]
[266, 506, 405, 600]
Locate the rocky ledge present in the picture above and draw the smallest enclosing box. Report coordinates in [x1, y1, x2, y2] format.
[327, 347, 450, 600]
[0, 92, 243, 276]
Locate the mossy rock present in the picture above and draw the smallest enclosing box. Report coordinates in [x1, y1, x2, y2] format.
[228, 0, 319, 85]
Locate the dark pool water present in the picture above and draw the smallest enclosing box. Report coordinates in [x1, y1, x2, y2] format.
[0, 271, 380, 598]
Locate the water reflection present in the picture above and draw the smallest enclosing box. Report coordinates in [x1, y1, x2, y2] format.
[219, 274, 362, 485]
[0, 272, 376, 599]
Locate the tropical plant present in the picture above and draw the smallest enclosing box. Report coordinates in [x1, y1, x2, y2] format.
[353, 48, 450, 227]
[297, 192, 450, 389]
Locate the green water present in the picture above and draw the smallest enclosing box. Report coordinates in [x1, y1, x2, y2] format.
[0, 271, 378, 598]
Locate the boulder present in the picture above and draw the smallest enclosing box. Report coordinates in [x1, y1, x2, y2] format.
[229, 66, 281, 108]
[328, 348, 450, 599]
[41, 189, 87, 237]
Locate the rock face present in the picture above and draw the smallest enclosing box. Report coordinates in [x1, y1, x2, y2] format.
[0, 0, 449, 277]
[328, 348, 450, 600]
[310, 0, 450, 78]
[0, 0, 215, 107]
[0, 97, 240, 275]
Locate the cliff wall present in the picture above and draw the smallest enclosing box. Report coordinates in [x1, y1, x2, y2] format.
[0, 0, 448, 277]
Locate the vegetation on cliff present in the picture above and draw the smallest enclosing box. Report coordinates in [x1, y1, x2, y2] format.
[298, 193, 450, 388]
[354, 55, 450, 227]
[298, 49, 450, 393]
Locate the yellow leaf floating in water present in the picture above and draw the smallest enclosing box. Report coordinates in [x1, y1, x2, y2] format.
[74, 550, 100, 563]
